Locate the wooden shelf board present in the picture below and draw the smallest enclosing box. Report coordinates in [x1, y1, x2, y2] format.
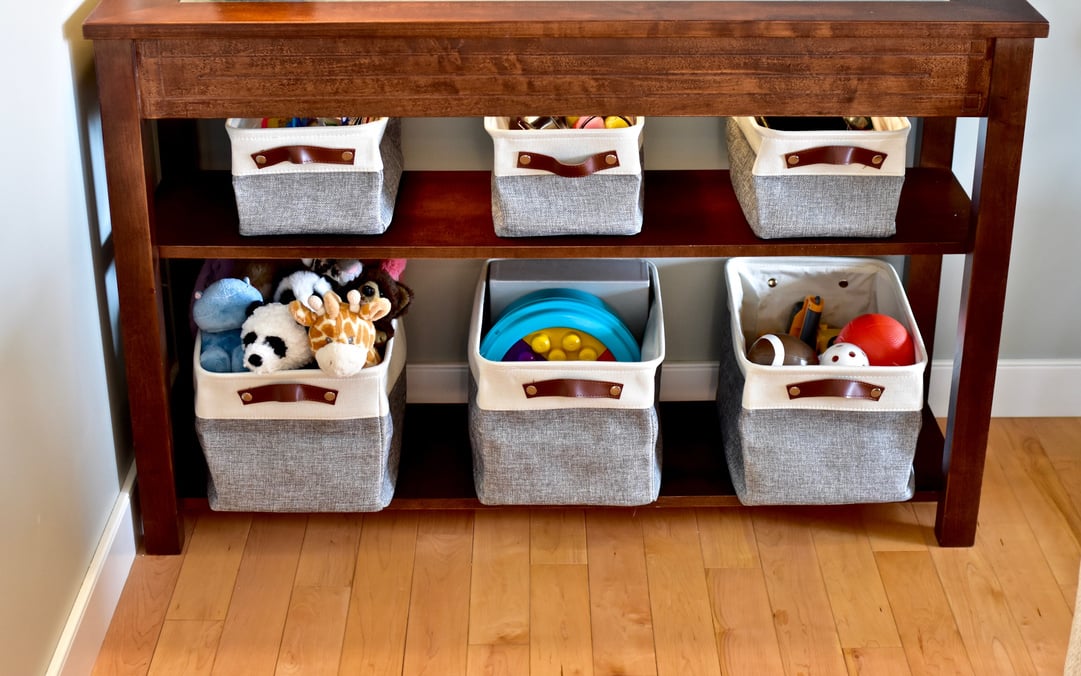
[155, 168, 972, 260]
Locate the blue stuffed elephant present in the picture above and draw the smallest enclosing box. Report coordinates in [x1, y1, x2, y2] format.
[192, 277, 263, 372]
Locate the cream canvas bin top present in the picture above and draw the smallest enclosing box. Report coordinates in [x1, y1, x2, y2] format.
[484, 116, 644, 178]
[726, 257, 927, 413]
[734, 116, 910, 177]
[225, 117, 390, 177]
[194, 319, 405, 421]
[469, 260, 664, 413]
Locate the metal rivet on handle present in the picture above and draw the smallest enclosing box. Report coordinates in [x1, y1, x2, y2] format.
[519, 154, 532, 166]
[787, 154, 800, 166]
[241, 392, 253, 402]
[604, 154, 618, 166]
[872, 154, 884, 165]
[341, 151, 354, 162]
[789, 386, 801, 397]
[768, 278, 778, 288]
[324, 392, 337, 402]
[870, 387, 883, 400]
[255, 154, 267, 165]
[525, 385, 538, 396]
[609, 385, 622, 397]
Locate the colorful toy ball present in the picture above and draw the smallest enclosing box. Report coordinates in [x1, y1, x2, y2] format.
[819, 342, 870, 367]
[836, 313, 915, 366]
[747, 333, 819, 366]
[573, 115, 606, 129]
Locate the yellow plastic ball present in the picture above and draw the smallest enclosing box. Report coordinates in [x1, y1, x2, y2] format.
[530, 333, 551, 355]
[561, 333, 582, 352]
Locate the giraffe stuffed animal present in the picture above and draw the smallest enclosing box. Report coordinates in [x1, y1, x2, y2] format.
[289, 290, 392, 377]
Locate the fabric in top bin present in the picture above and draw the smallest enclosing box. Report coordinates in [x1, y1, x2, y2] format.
[226, 117, 403, 236]
[717, 257, 926, 505]
[485, 117, 645, 237]
[726, 116, 910, 239]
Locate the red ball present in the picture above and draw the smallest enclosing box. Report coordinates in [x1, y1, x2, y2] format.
[836, 313, 915, 366]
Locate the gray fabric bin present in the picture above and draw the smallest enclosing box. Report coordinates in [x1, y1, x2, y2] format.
[194, 322, 406, 512]
[466, 259, 665, 505]
[485, 117, 645, 237]
[717, 257, 927, 505]
[226, 117, 402, 236]
[726, 116, 909, 239]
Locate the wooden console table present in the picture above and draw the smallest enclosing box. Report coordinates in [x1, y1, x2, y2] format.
[84, 0, 1048, 555]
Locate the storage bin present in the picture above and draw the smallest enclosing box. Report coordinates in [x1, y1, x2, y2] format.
[467, 259, 664, 505]
[194, 320, 406, 512]
[717, 257, 927, 505]
[225, 117, 403, 236]
[484, 117, 645, 237]
[726, 116, 910, 238]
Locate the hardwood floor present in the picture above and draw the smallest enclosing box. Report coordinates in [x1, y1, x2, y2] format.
[93, 418, 1081, 675]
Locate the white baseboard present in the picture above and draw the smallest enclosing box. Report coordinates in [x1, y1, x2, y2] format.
[47, 461, 138, 676]
[927, 358, 1081, 418]
[408, 360, 1081, 417]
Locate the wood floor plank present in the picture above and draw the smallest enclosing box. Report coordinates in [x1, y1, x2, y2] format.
[96, 420, 1081, 676]
[166, 512, 251, 621]
[1034, 418, 1081, 516]
[990, 420, 1081, 608]
[466, 644, 530, 676]
[93, 553, 186, 675]
[146, 620, 222, 676]
[402, 512, 474, 676]
[292, 513, 362, 588]
[211, 514, 307, 676]
[753, 508, 849, 676]
[274, 586, 350, 676]
[861, 503, 931, 553]
[585, 510, 657, 676]
[697, 508, 759, 569]
[642, 509, 722, 676]
[706, 568, 786, 676]
[469, 509, 530, 646]
[973, 431, 1072, 673]
[530, 563, 594, 676]
[913, 504, 1039, 676]
[530, 509, 588, 565]
[843, 646, 912, 675]
[875, 550, 976, 676]
[339, 511, 418, 676]
[810, 507, 903, 650]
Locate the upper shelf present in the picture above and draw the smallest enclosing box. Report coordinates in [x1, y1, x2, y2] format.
[84, 0, 1050, 41]
[83, 0, 1048, 121]
[154, 168, 972, 260]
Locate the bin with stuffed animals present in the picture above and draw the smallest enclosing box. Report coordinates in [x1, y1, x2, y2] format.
[225, 116, 402, 236]
[725, 116, 910, 238]
[716, 257, 927, 505]
[468, 258, 664, 505]
[193, 281, 407, 513]
[484, 116, 645, 237]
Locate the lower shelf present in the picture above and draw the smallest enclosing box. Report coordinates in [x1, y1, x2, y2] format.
[177, 401, 945, 511]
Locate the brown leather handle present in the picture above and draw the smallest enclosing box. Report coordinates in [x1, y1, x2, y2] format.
[785, 379, 885, 401]
[516, 150, 620, 178]
[251, 145, 357, 169]
[783, 145, 887, 170]
[522, 379, 624, 399]
[237, 383, 339, 405]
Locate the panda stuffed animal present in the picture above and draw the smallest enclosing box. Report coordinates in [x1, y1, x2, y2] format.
[240, 302, 314, 373]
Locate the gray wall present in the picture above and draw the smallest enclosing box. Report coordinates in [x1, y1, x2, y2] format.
[1, 0, 1075, 673]
[0, 0, 130, 673]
